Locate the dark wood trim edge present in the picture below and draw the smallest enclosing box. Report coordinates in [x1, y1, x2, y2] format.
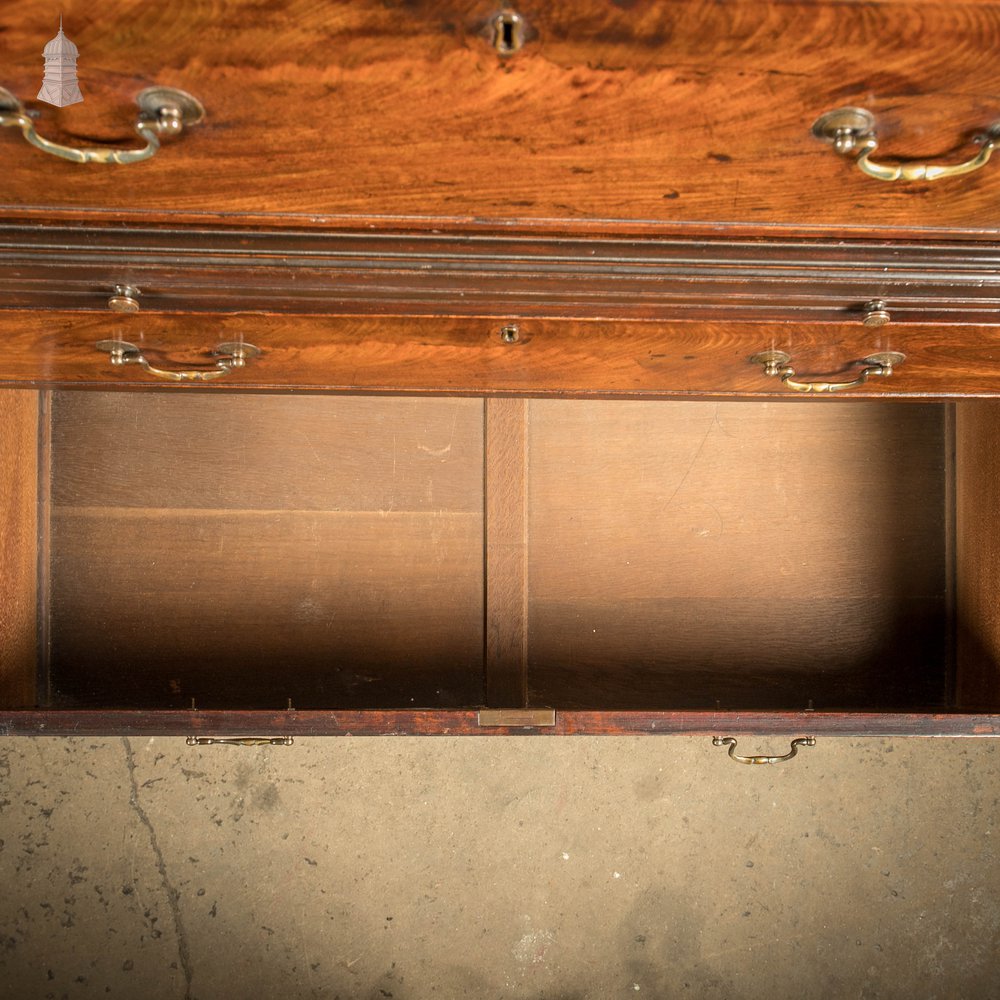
[2, 710, 998, 737]
[5, 208, 1000, 243]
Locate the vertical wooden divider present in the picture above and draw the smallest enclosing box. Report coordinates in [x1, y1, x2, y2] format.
[0, 390, 40, 708]
[484, 398, 529, 707]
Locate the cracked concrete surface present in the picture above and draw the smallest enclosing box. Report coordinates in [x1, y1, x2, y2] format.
[0, 736, 998, 999]
[122, 737, 194, 999]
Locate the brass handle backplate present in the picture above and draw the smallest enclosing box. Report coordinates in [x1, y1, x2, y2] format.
[186, 737, 294, 747]
[713, 736, 815, 765]
[750, 349, 904, 393]
[813, 106, 1000, 182]
[0, 86, 203, 164]
[95, 339, 260, 381]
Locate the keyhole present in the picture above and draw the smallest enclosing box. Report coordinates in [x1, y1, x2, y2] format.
[492, 11, 525, 55]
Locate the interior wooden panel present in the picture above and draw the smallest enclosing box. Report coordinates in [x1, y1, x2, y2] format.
[527, 400, 949, 710]
[0, 390, 40, 709]
[52, 393, 481, 511]
[955, 400, 1000, 708]
[4, 1, 1000, 235]
[47, 392, 485, 709]
[50, 510, 482, 709]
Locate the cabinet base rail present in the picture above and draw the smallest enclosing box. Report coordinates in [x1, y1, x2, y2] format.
[0, 710, 998, 738]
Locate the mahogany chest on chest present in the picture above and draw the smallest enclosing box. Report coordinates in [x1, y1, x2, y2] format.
[3, 0, 1000, 745]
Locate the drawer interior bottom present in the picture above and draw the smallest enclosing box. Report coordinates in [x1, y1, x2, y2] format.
[3, 390, 998, 717]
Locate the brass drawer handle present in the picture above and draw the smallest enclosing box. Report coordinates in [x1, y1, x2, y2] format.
[813, 106, 1000, 182]
[95, 339, 260, 381]
[0, 86, 203, 164]
[750, 349, 904, 393]
[186, 737, 294, 747]
[713, 736, 815, 765]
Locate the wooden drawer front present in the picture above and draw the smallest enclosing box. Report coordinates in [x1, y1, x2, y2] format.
[4, 313, 1000, 398]
[3, 0, 1000, 237]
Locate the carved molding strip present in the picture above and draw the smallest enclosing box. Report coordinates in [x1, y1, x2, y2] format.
[3, 223, 1000, 323]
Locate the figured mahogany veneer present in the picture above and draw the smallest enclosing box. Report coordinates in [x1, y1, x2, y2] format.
[3, 0, 1000, 237]
[4, 312, 1000, 398]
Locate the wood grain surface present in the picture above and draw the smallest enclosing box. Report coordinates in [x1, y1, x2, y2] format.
[50, 509, 484, 709]
[6, 313, 1000, 397]
[3, 1, 1000, 236]
[0, 391, 38, 709]
[50, 392, 483, 511]
[47, 392, 485, 709]
[527, 400, 949, 710]
[484, 398, 529, 707]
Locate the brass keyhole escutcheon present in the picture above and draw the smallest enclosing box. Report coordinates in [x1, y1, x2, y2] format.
[492, 10, 527, 55]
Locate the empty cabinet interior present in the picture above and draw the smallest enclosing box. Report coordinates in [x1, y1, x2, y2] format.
[3, 390, 999, 720]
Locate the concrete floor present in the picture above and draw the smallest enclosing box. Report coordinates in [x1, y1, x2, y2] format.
[0, 736, 997, 1000]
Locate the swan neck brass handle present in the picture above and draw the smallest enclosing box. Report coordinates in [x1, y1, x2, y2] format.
[0, 86, 203, 164]
[713, 736, 815, 765]
[750, 349, 904, 393]
[95, 340, 260, 382]
[813, 106, 1000, 182]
